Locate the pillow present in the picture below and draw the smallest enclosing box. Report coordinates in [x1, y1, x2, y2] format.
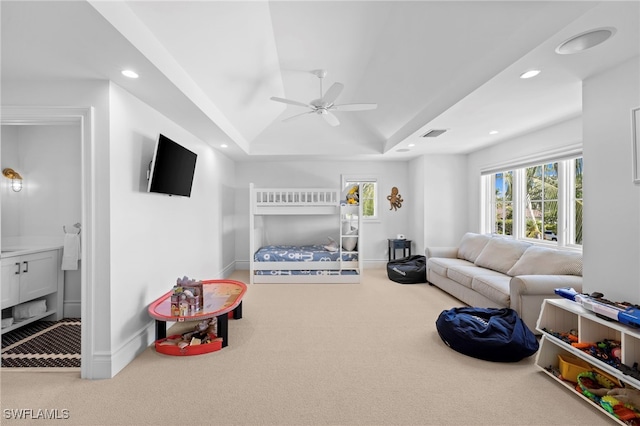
[507, 246, 583, 276]
[457, 233, 492, 262]
[474, 238, 531, 274]
[324, 237, 338, 252]
[342, 229, 358, 251]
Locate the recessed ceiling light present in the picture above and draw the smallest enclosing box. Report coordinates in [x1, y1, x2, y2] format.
[489, 130, 499, 135]
[408, 143, 415, 147]
[121, 69, 139, 79]
[556, 27, 616, 55]
[221, 144, 228, 148]
[520, 70, 541, 79]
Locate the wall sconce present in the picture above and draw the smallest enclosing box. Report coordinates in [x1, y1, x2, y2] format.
[3, 168, 23, 192]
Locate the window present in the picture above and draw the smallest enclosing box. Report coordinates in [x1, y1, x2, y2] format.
[494, 171, 513, 236]
[524, 163, 558, 240]
[343, 177, 378, 220]
[484, 157, 582, 248]
[573, 158, 583, 245]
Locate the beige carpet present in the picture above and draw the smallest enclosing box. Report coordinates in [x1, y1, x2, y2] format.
[0, 269, 612, 425]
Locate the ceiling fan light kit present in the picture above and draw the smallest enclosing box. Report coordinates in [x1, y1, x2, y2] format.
[270, 69, 377, 126]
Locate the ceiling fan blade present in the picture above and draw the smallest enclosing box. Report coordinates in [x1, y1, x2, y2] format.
[333, 103, 378, 111]
[282, 110, 314, 122]
[322, 111, 340, 127]
[270, 97, 312, 109]
[321, 82, 344, 106]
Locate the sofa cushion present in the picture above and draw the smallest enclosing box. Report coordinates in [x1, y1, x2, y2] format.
[474, 238, 531, 274]
[447, 265, 506, 289]
[506, 246, 583, 277]
[471, 275, 512, 306]
[457, 233, 492, 263]
[428, 258, 473, 277]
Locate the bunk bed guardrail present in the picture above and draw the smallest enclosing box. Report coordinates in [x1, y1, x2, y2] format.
[253, 187, 339, 206]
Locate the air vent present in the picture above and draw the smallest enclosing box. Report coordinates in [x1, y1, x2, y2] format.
[421, 129, 447, 138]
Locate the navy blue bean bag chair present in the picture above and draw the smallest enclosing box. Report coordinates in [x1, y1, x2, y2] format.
[435, 307, 539, 362]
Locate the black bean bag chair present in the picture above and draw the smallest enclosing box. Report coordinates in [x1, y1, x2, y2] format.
[435, 307, 539, 362]
[387, 255, 427, 284]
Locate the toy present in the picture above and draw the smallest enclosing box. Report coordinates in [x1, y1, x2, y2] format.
[171, 276, 203, 316]
[157, 318, 218, 348]
[554, 287, 640, 328]
[345, 185, 359, 205]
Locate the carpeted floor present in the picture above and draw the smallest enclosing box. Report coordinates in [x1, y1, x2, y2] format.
[0, 271, 614, 425]
[1, 319, 81, 368]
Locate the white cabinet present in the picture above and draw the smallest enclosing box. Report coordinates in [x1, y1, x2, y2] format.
[536, 298, 640, 424]
[1, 249, 63, 334]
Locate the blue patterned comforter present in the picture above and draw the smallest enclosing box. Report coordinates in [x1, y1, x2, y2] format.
[254, 245, 358, 262]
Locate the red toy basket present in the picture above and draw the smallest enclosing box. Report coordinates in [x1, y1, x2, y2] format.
[155, 334, 222, 356]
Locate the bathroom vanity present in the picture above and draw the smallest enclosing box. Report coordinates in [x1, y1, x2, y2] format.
[1, 246, 64, 334]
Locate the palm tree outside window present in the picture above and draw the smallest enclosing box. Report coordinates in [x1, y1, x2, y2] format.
[486, 157, 582, 248]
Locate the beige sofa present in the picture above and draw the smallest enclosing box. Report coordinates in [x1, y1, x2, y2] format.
[425, 232, 583, 332]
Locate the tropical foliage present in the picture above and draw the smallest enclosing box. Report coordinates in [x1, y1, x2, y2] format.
[493, 158, 583, 245]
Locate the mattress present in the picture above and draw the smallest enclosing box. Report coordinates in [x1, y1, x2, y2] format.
[255, 270, 358, 276]
[254, 244, 357, 262]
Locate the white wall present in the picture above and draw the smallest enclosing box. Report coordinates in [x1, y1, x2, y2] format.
[582, 56, 640, 302]
[408, 154, 469, 252]
[1, 126, 21, 236]
[107, 83, 236, 374]
[235, 160, 411, 267]
[1, 126, 82, 241]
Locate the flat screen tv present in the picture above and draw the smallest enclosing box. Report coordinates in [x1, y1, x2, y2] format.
[147, 134, 197, 197]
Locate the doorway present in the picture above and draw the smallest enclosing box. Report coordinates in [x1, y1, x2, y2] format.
[1, 106, 95, 378]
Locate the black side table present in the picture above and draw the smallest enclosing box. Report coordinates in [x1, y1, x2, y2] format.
[388, 239, 412, 261]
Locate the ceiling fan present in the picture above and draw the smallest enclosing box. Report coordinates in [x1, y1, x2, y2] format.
[270, 69, 377, 127]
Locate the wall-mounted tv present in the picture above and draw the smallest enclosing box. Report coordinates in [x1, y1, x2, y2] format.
[147, 133, 197, 197]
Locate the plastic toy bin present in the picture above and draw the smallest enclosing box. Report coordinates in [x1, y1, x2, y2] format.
[558, 353, 591, 383]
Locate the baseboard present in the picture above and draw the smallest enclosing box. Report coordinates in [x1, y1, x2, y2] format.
[109, 322, 155, 379]
[64, 301, 81, 318]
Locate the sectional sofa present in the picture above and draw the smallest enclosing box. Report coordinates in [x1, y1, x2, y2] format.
[425, 232, 583, 332]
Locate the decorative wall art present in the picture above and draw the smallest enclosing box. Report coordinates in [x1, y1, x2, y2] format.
[387, 186, 403, 210]
[633, 106, 640, 184]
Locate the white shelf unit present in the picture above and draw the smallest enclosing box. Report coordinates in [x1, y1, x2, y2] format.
[536, 298, 640, 424]
[339, 202, 362, 274]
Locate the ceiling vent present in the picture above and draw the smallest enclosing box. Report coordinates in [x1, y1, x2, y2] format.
[421, 129, 447, 138]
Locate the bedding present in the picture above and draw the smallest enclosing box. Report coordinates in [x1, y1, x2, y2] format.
[254, 244, 358, 262]
[255, 270, 359, 276]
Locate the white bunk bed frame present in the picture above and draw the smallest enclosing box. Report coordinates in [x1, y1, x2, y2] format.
[249, 183, 362, 284]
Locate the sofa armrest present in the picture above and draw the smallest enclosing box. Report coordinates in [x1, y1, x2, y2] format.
[510, 275, 583, 333]
[510, 275, 583, 297]
[425, 247, 458, 261]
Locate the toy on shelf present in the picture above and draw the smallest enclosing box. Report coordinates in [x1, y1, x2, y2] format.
[344, 185, 359, 205]
[156, 318, 221, 354]
[554, 287, 640, 328]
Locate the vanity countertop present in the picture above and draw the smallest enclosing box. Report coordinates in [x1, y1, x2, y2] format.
[1, 245, 64, 259]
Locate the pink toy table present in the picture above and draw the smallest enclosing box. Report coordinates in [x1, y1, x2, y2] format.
[148, 279, 247, 349]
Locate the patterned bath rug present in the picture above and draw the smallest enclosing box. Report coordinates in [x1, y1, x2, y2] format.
[1, 319, 81, 369]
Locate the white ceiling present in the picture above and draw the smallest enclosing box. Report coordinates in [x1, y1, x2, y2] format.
[2, 1, 639, 162]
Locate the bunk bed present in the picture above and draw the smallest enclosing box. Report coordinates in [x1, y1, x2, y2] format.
[249, 183, 362, 284]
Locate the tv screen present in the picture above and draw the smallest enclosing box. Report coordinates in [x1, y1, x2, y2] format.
[147, 134, 197, 197]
